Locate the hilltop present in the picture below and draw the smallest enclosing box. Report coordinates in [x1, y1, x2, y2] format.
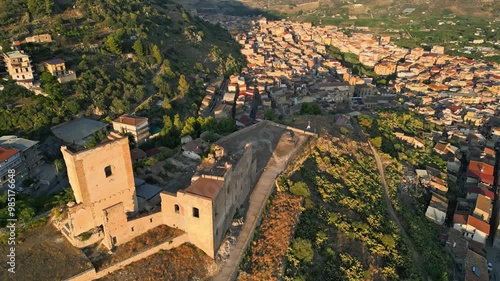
[0, 0, 243, 138]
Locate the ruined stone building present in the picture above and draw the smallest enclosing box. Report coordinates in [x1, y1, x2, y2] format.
[59, 132, 257, 258]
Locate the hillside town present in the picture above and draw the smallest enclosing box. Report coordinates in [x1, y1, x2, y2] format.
[1, 9, 500, 281]
[193, 15, 500, 280]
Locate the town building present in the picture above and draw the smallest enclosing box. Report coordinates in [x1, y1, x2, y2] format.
[0, 135, 44, 177]
[43, 58, 77, 83]
[0, 147, 23, 188]
[51, 118, 109, 148]
[112, 115, 150, 146]
[2, 50, 34, 88]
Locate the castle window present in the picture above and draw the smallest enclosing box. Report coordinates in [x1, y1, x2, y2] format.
[131, 227, 134, 232]
[174, 204, 180, 214]
[150, 218, 153, 223]
[193, 207, 199, 218]
[105, 165, 112, 177]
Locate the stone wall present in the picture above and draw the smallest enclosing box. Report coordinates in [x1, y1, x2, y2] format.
[65, 234, 189, 281]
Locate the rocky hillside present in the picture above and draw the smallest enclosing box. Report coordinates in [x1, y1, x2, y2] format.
[0, 0, 243, 137]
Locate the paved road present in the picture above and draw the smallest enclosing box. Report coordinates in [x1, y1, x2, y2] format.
[486, 245, 499, 281]
[351, 119, 430, 281]
[212, 136, 305, 281]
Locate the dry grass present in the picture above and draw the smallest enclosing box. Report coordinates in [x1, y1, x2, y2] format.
[0, 222, 93, 281]
[93, 225, 184, 271]
[238, 192, 303, 281]
[97, 244, 214, 281]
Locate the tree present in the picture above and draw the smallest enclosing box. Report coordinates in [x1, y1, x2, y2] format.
[173, 114, 182, 131]
[291, 238, 314, 263]
[264, 109, 277, 121]
[300, 103, 321, 115]
[162, 115, 173, 135]
[105, 35, 122, 55]
[40, 72, 62, 99]
[44, 0, 54, 16]
[28, 0, 44, 17]
[54, 158, 65, 172]
[371, 137, 382, 149]
[217, 118, 236, 134]
[151, 44, 162, 64]
[290, 181, 310, 197]
[177, 74, 189, 97]
[162, 97, 172, 110]
[181, 116, 197, 137]
[132, 39, 144, 58]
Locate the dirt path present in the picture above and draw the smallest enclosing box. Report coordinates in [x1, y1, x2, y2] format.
[351, 119, 429, 281]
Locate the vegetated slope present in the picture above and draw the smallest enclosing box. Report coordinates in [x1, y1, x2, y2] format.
[356, 111, 452, 280]
[280, 133, 426, 281]
[0, 0, 243, 138]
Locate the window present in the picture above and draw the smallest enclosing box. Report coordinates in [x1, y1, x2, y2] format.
[174, 204, 180, 214]
[131, 227, 134, 232]
[193, 207, 199, 218]
[111, 236, 117, 245]
[150, 218, 153, 223]
[104, 166, 112, 177]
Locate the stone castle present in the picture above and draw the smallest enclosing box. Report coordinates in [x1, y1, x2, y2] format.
[59, 132, 257, 258]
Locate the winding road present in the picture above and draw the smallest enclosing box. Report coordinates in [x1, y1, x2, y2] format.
[351, 119, 429, 281]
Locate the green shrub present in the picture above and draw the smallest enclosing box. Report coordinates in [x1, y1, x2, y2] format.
[290, 181, 310, 198]
[291, 238, 314, 263]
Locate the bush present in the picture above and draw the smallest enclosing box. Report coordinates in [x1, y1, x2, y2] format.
[300, 103, 321, 115]
[290, 181, 310, 198]
[291, 238, 314, 263]
[79, 232, 92, 241]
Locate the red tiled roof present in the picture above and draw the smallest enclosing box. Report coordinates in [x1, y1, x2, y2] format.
[468, 215, 490, 235]
[0, 147, 20, 162]
[114, 115, 148, 126]
[484, 147, 495, 156]
[467, 186, 494, 200]
[454, 213, 468, 225]
[184, 178, 224, 200]
[467, 160, 495, 185]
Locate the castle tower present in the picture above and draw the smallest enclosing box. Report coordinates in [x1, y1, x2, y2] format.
[61, 133, 138, 240]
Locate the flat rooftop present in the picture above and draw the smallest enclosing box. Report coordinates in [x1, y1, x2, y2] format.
[197, 121, 311, 178]
[0, 135, 38, 151]
[51, 118, 108, 146]
[3, 51, 29, 58]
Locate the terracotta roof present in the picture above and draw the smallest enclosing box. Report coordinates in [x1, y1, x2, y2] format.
[184, 178, 224, 200]
[468, 216, 490, 235]
[467, 186, 494, 200]
[0, 147, 20, 162]
[483, 147, 495, 156]
[475, 194, 492, 218]
[453, 213, 468, 225]
[467, 160, 495, 185]
[114, 115, 148, 126]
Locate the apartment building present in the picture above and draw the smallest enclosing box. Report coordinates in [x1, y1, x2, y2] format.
[3, 50, 34, 87]
[0, 147, 24, 188]
[112, 115, 150, 146]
